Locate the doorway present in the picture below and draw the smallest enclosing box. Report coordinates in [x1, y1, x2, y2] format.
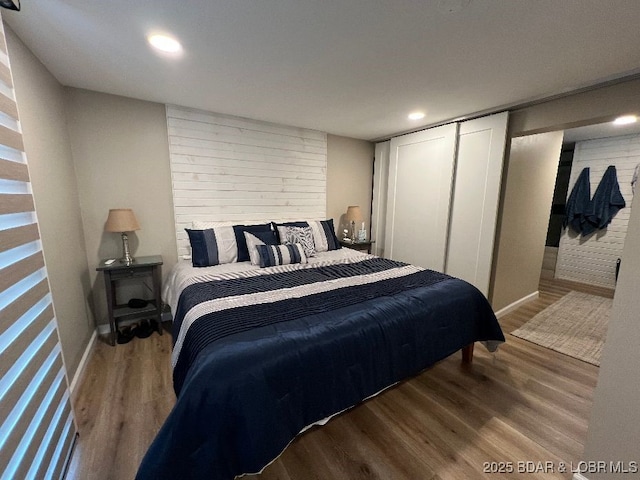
[543, 120, 640, 291]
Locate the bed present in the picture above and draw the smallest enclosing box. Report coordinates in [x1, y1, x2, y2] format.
[136, 248, 504, 479]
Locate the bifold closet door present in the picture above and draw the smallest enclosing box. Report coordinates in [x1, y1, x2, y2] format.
[385, 124, 458, 270]
[445, 112, 509, 295]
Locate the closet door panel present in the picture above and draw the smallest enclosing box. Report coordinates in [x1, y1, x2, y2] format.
[445, 112, 508, 295]
[371, 141, 390, 257]
[385, 124, 457, 270]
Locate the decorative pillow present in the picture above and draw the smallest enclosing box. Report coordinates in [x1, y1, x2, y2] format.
[308, 219, 341, 252]
[280, 226, 316, 257]
[243, 230, 279, 265]
[185, 227, 238, 267]
[274, 219, 340, 253]
[273, 221, 307, 244]
[256, 243, 307, 268]
[189, 222, 272, 263]
[232, 224, 273, 262]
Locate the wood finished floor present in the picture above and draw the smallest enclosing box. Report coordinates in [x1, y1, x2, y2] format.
[67, 278, 612, 480]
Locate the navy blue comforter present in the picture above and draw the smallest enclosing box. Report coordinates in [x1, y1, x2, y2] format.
[137, 257, 504, 479]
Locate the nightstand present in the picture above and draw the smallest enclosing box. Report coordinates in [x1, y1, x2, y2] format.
[96, 255, 163, 346]
[340, 240, 375, 254]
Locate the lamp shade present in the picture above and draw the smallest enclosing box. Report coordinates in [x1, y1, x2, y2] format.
[345, 205, 363, 223]
[105, 209, 140, 233]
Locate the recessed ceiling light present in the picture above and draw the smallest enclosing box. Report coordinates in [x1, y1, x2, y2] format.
[613, 115, 637, 125]
[147, 34, 182, 54]
[408, 112, 425, 120]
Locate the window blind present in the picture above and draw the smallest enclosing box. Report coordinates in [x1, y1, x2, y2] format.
[0, 15, 77, 479]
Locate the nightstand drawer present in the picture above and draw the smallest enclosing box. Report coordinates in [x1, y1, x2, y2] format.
[108, 266, 154, 280]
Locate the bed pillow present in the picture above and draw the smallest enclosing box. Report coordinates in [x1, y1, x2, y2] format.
[243, 230, 279, 266]
[256, 243, 307, 268]
[273, 221, 307, 244]
[309, 219, 341, 252]
[233, 224, 273, 262]
[189, 222, 272, 263]
[279, 225, 316, 257]
[274, 219, 340, 252]
[185, 227, 238, 267]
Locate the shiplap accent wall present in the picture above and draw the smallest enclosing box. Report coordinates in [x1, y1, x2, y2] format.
[166, 106, 327, 257]
[556, 134, 639, 288]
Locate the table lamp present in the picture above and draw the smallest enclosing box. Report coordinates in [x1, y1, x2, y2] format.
[345, 205, 362, 242]
[105, 208, 140, 265]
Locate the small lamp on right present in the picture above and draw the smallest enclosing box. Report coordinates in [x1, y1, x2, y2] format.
[345, 205, 362, 242]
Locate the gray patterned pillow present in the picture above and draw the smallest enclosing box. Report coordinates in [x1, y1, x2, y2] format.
[281, 226, 316, 257]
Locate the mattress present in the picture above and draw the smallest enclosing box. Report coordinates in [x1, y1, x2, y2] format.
[139, 251, 504, 479]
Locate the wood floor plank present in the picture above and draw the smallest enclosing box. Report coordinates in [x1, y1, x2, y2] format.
[429, 360, 584, 462]
[68, 278, 607, 479]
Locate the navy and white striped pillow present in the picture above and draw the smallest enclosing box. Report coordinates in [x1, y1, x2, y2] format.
[256, 243, 307, 268]
[186, 223, 274, 266]
[309, 219, 341, 252]
[233, 224, 274, 262]
[244, 230, 279, 265]
[186, 227, 238, 267]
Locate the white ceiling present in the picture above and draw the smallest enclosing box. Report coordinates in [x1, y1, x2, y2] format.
[5, 0, 640, 140]
[563, 121, 640, 144]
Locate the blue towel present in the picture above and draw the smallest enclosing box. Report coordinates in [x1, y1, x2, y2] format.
[584, 165, 625, 234]
[563, 167, 591, 234]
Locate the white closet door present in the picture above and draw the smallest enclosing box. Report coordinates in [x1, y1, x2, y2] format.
[371, 141, 390, 257]
[445, 112, 509, 295]
[385, 124, 458, 270]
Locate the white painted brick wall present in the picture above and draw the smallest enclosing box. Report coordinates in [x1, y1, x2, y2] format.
[556, 134, 639, 288]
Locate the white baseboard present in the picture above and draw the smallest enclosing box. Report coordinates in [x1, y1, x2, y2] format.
[573, 473, 589, 480]
[494, 291, 539, 318]
[69, 329, 97, 396]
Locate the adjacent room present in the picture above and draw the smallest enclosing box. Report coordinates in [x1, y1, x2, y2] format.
[513, 121, 639, 368]
[2, 2, 640, 480]
[493, 120, 637, 372]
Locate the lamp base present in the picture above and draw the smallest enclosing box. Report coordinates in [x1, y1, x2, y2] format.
[120, 232, 135, 265]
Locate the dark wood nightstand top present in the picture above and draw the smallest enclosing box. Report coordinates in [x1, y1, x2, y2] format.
[96, 255, 163, 271]
[340, 240, 375, 253]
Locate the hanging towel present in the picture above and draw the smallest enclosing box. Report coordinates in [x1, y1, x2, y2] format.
[563, 167, 591, 235]
[632, 163, 639, 194]
[583, 165, 626, 235]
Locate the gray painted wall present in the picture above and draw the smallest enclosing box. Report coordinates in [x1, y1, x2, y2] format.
[490, 131, 563, 311]
[5, 26, 93, 379]
[64, 89, 178, 328]
[326, 134, 374, 239]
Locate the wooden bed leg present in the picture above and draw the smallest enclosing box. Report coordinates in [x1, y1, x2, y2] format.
[462, 343, 474, 364]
